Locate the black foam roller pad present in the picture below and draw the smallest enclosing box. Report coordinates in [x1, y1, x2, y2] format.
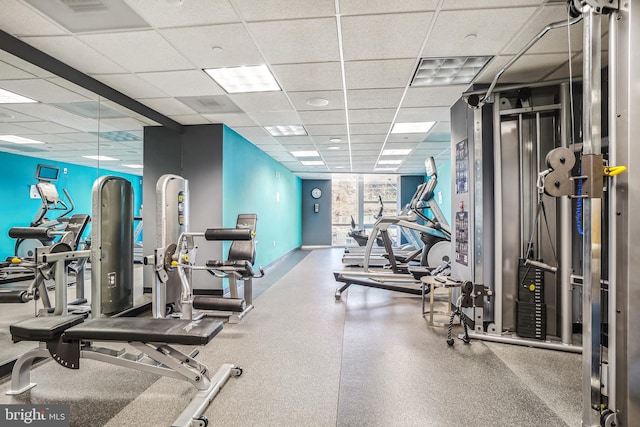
[204, 228, 252, 241]
[8, 227, 53, 239]
[193, 296, 246, 312]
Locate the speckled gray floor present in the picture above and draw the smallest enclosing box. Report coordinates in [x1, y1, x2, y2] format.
[0, 248, 581, 426]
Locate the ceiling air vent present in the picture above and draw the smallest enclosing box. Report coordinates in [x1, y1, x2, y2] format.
[177, 96, 242, 114]
[411, 56, 492, 87]
[24, 0, 150, 33]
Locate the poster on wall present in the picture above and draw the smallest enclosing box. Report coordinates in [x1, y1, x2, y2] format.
[455, 210, 469, 266]
[455, 139, 469, 194]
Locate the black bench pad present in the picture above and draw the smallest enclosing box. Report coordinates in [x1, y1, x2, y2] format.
[63, 318, 224, 346]
[11, 315, 86, 342]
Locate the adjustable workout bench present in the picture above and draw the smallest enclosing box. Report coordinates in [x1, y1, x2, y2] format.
[8, 315, 240, 427]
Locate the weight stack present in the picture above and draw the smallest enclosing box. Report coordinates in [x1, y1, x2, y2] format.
[516, 258, 546, 340]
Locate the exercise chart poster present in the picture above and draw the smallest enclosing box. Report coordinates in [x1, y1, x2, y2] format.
[455, 210, 469, 266]
[456, 139, 469, 194]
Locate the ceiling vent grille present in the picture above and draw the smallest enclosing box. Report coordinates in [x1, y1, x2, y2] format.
[411, 56, 492, 87]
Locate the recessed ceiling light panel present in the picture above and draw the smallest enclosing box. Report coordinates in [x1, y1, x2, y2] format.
[0, 88, 37, 104]
[0, 135, 44, 144]
[378, 159, 402, 165]
[301, 160, 325, 166]
[291, 150, 319, 158]
[391, 122, 435, 134]
[411, 56, 492, 87]
[204, 65, 280, 93]
[123, 164, 144, 169]
[382, 149, 412, 156]
[264, 125, 307, 137]
[83, 155, 118, 161]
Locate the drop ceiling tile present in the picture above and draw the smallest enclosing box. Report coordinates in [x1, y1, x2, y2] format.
[201, 113, 255, 127]
[502, 5, 583, 55]
[341, 13, 433, 61]
[395, 107, 450, 122]
[475, 53, 571, 84]
[234, 0, 335, 21]
[126, 0, 239, 27]
[0, 79, 90, 103]
[350, 123, 391, 135]
[3, 104, 100, 131]
[0, 107, 39, 122]
[46, 77, 100, 100]
[288, 91, 345, 111]
[31, 134, 73, 143]
[422, 8, 537, 57]
[543, 53, 585, 80]
[0, 122, 40, 134]
[442, 0, 544, 10]
[248, 18, 339, 64]
[228, 92, 293, 112]
[94, 74, 169, 98]
[347, 88, 404, 109]
[304, 124, 348, 135]
[232, 126, 271, 138]
[0, 51, 55, 78]
[340, 0, 439, 15]
[54, 133, 100, 142]
[351, 143, 384, 151]
[272, 62, 343, 92]
[348, 109, 396, 124]
[387, 133, 426, 143]
[17, 121, 77, 134]
[402, 86, 468, 108]
[78, 31, 193, 73]
[98, 117, 146, 131]
[350, 134, 386, 143]
[298, 110, 346, 125]
[139, 98, 197, 116]
[247, 111, 303, 126]
[0, 1, 68, 36]
[345, 59, 415, 89]
[138, 70, 225, 97]
[160, 23, 264, 69]
[0, 60, 39, 80]
[21, 36, 128, 75]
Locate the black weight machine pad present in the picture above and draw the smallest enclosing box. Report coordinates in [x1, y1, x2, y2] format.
[10, 316, 223, 346]
[63, 317, 223, 346]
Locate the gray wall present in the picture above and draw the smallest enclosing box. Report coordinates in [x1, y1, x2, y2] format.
[143, 124, 224, 292]
[301, 179, 332, 246]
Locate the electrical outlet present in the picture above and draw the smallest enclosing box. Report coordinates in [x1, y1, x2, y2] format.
[63, 167, 68, 174]
[273, 241, 276, 247]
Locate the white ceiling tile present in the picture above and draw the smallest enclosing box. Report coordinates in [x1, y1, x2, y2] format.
[422, 8, 538, 57]
[341, 13, 433, 61]
[304, 124, 348, 135]
[475, 53, 572, 84]
[347, 88, 404, 109]
[17, 121, 77, 134]
[201, 113, 255, 126]
[288, 91, 345, 111]
[340, 0, 439, 15]
[98, 117, 146, 131]
[396, 107, 450, 122]
[0, 79, 90, 103]
[228, 92, 293, 112]
[234, 0, 335, 21]
[350, 134, 386, 143]
[46, 77, 99, 100]
[387, 134, 426, 143]
[54, 133, 100, 142]
[138, 70, 225, 97]
[442, 0, 545, 10]
[350, 123, 391, 135]
[544, 53, 586, 80]
[502, 5, 583, 55]
[232, 126, 271, 138]
[0, 51, 55, 79]
[402, 86, 468, 108]
[140, 98, 197, 116]
[348, 109, 396, 124]
[272, 62, 343, 92]
[0, 1, 68, 36]
[126, 0, 239, 27]
[350, 143, 384, 151]
[273, 136, 314, 145]
[0, 106, 39, 122]
[0, 60, 38, 80]
[93, 74, 168, 98]
[160, 23, 264, 69]
[0, 122, 40, 134]
[247, 111, 302, 126]
[78, 31, 193, 73]
[345, 59, 415, 89]
[21, 36, 128, 75]
[298, 110, 346, 125]
[248, 18, 339, 64]
[3, 104, 100, 131]
[29, 134, 73, 143]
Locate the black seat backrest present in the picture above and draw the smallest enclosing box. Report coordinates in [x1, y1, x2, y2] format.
[228, 214, 257, 264]
[59, 214, 91, 250]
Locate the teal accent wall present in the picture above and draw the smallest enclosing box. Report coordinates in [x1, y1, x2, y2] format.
[222, 126, 302, 268]
[434, 158, 452, 226]
[0, 151, 143, 256]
